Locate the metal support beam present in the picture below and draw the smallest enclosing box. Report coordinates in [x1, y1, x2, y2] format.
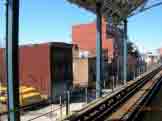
[96, 2, 102, 98]
[123, 19, 128, 84]
[6, 0, 20, 121]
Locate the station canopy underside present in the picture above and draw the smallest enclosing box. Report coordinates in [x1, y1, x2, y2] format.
[67, 0, 154, 25]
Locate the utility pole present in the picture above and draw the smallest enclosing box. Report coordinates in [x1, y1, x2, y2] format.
[6, 0, 20, 121]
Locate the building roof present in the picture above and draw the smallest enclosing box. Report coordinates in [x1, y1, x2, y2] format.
[19, 42, 73, 48]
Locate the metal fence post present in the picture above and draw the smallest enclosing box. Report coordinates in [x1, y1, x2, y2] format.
[112, 76, 114, 92]
[60, 96, 62, 120]
[134, 71, 136, 80]
[85, 87, 88, 103]
[66, 91, 70, 116]
[103, 80, 106, 89]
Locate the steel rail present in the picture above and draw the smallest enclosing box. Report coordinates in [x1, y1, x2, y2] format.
[123, 73, 162, 121]
[93, 68, 161, 121]
[64, 65, 162, 121]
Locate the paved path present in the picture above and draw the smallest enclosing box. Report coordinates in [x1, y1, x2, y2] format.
[0, 84, 126, 121]
[1, 103, 85, 121]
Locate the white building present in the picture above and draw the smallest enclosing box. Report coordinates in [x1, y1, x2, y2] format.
[144, 52, 160, 65]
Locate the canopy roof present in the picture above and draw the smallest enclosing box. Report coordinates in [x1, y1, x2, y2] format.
[68, 0, 149, 24]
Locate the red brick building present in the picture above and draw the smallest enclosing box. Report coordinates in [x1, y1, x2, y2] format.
[0, 42, 73, 100]
[0, 49, 5, 82]
[72, 19, 122, 62]
[72, 19, 125, 85]
[72, 19, 139, 81]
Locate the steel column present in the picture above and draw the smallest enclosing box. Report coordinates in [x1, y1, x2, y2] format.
[96, 2, 102, 98]
[6, 0, 20, 121]
[123, 19, 128, 84]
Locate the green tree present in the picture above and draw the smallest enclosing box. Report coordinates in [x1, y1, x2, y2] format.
[127, 41, 140, 58]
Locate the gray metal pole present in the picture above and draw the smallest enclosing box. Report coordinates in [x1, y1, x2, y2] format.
[85, 87, 88, 103]
[60, 96, 62, 120]
[123, 19, 128, 85]
[117, 57, 119, 85]
[66, 91, 70, 116]
[96, 2, 102, 98]
[112, 76, 114, 92]
[6, 0, 20, 121]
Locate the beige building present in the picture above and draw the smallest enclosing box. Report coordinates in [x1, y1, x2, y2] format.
[72, 45, 109, 88]
[73, 57, 96, 88]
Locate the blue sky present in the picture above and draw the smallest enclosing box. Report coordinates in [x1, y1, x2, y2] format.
[128, 4, 162, 53]
[0, 0, 162, 53]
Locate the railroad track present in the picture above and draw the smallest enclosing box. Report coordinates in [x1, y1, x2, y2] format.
[65, 65, 162, 121]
